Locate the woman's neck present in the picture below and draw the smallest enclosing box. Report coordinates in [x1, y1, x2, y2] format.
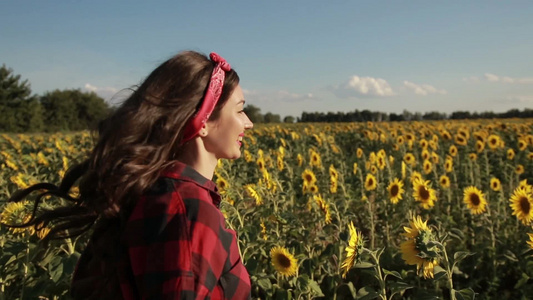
[175, 138, 218, 180]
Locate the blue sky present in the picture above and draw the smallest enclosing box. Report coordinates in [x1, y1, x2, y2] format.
[1, 1, 532, 118]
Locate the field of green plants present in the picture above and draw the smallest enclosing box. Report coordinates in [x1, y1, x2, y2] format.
[1, 119, 533, 299]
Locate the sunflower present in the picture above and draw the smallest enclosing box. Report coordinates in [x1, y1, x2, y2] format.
[388, 178, 405, 204]
[401, 161, 406, 179]
[309, 184, 319, 194]
[529, 152, 533, 160]
[0, 201, 34, 236]
[302, 169, 317, 186]
[245, 184, 263, 205]
[421, 149, 430, 161]
[364, 173, 377, 191]
[516, 164, 525, 175]
[329, 164, 339, 179]
[507, 148, 515, 160]
[370, 165, 378, 174]
[310, 150, 323, 168]
[441, 130, 452, 140]
[256, 156, 266, 171]
[455, 134, 467, 146]
[297, 153, 304, 166]
[463, 186, 488, 215]
[356, 148, 364, 158]
[469, 153, 477, 161]
[487, 134, 501, 150]
[449, 145, 458, 157]
[431, 152, 440, 164]
[490, 177, 501, 191]
[527, 233, 533, 250]
[353, 162, 358, 175]
[404, 153, 416, 166]
[518, 179, 532, 194]
[377, 155, 386, 170]
[216, 177, 229, 194]
[413, 179, 437, 209]
[419, 139, 428, 149]
[423, 160, 433, 175]
[410, 171, 423, 183]
[271, 246, 298, 277]
[518, 138, 528, 151]
[509, 187, 533, 225]
[475, 140, 485, 153]
[341, 221, 365, 278]
[277, 155, 284, 171]
[439, 175, 450, 189]
[400, 216, 440, 279]
[330, 177, 338, 194]
[444, 157, 453, 173]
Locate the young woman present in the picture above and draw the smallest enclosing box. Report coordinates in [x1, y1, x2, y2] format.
[8, 51, 253, 299]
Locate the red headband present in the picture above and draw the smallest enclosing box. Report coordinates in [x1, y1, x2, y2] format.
[182, 52, 231, 143]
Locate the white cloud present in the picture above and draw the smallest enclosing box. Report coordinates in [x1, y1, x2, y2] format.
[403, 81, 447, 96]
[484, 73, 533, 84]
[84, 83, 120, 101]
[463, 76, 479, 83]
[331, 75, 394, 98]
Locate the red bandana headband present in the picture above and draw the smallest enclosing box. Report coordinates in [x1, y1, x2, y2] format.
[182, 52, 231, 143]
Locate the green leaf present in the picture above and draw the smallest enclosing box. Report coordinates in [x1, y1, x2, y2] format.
[453, 289, 465, 300]
[515, 272, 530, 289]
[354, 262, 375, 269]
[448, 228, 465, 240]
[453, 251, 474, 263]
[382, 268, 402, 280]
[432, 265, 447, 281]
[308, 279, 324, 296]
[356, 286, 379, 300]
[457, 288, 476, 300]
[256, 277, 272, 291]
[388, 281, 413, 296]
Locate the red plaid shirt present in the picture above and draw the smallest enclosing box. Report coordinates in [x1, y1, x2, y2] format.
[72, 161, 251, 299]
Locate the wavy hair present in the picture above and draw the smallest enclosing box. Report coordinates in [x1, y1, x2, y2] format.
[6, 50, 240, 241]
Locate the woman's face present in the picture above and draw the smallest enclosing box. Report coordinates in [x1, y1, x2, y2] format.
[204, 85, 253, 159]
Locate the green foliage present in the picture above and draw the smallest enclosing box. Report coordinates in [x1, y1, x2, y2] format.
[0, 65, 111, 133]
[40, 89, 110, 132]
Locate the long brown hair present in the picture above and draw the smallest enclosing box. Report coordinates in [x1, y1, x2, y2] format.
[6, 50, 240, 241]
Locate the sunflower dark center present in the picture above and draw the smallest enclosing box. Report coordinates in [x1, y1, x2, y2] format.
[391, 185, 399, 196]
[305, 174, 312, 182]
[519, 197, 530, 214]
[419, 186, 430, 200]
[470, 194, 480, 206]
[277, 254, 291, 268]
[368, 179, 374, 186]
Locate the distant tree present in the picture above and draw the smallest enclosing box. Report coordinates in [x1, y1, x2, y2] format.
[422, 111, 447, 120]
[450, 111, 471, 120]
[283, 116, 295, 123]
[263, 112, 281, 123]
[389, 113, 404, 122]
[41, 89, 110, 132]
[0, 65, 44, 132]
[243, 104, 263, 123]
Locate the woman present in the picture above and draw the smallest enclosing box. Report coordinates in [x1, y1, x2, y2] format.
[8, 51, 253, 299]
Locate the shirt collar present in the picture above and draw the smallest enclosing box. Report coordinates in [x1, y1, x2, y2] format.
[160, 161, 221, 207]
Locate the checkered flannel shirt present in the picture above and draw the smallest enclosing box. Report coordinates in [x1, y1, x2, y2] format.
[72, 161, 251, 299]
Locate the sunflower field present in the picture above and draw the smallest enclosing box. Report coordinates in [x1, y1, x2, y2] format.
[1, 119, 533, 299]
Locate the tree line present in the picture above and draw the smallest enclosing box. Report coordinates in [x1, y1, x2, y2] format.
[0, 65, 110, 132]
[2, 64, 531, 133]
